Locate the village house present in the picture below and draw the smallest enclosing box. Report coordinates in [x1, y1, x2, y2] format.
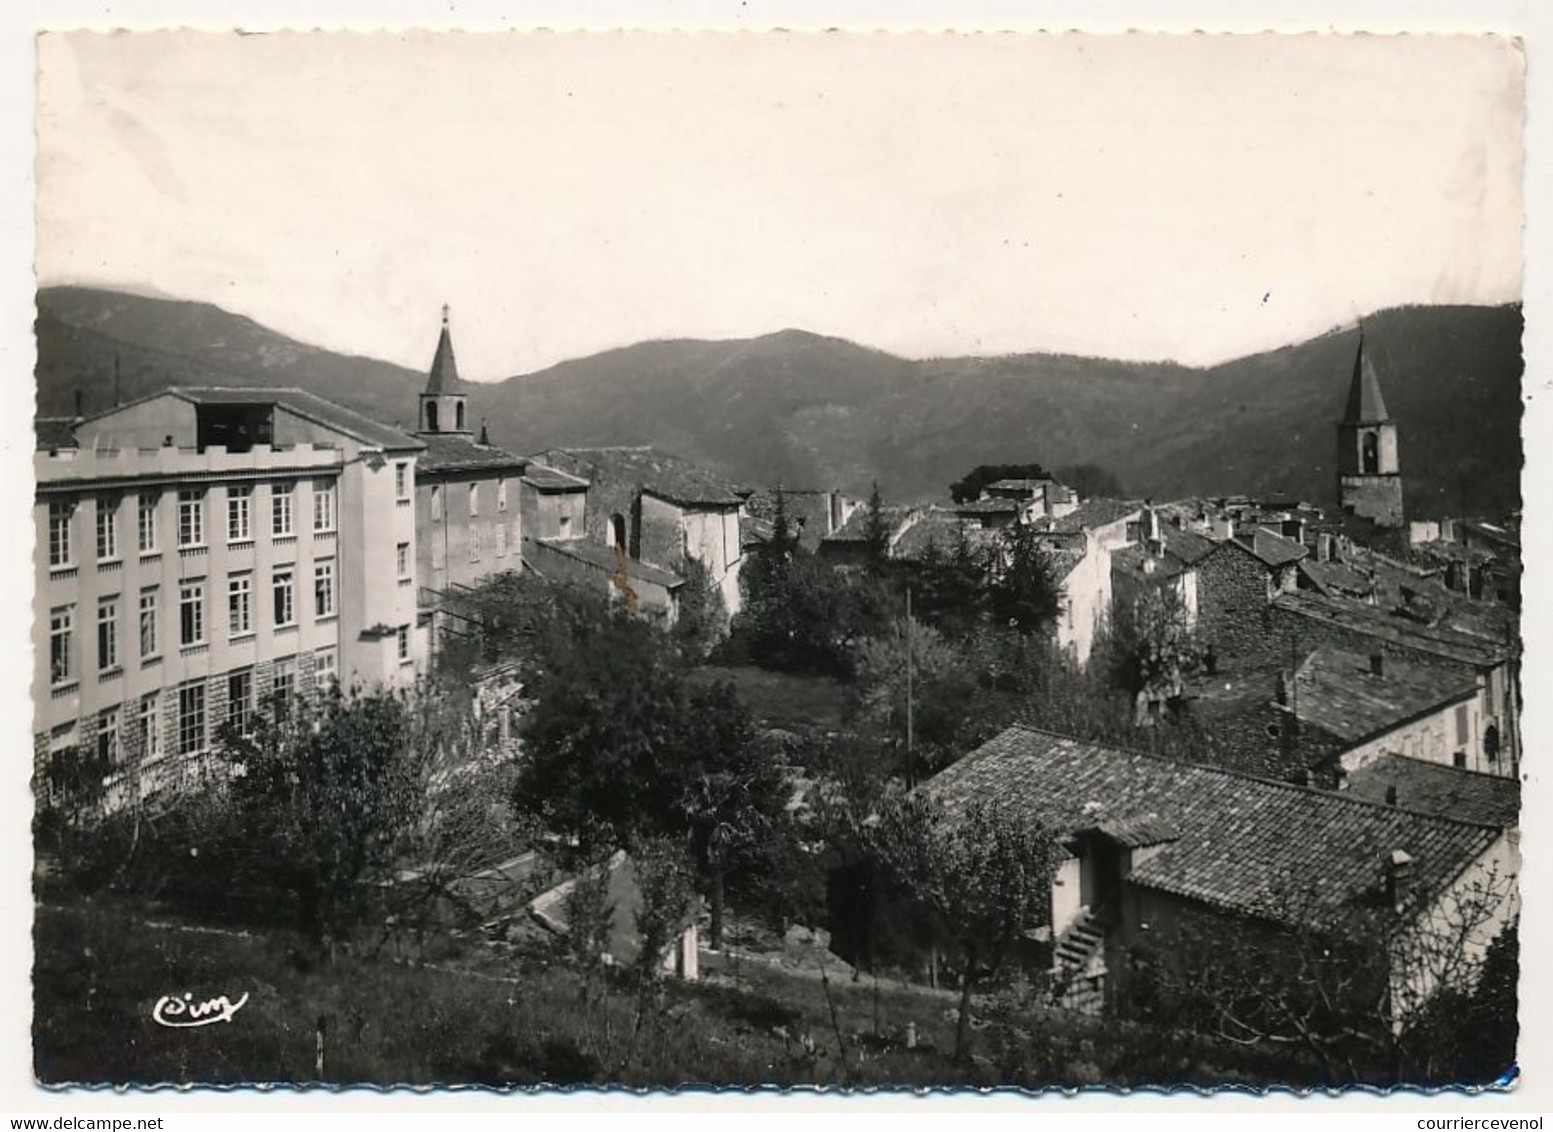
[528, 849, 700, 982]
[35, 385, 428, 798]
[924, 725, 1519, 1026]
[816, 502, 917, 569]
[537, 446, 747, 618]
[1262, 590, 1518, 777]
[739, 487, 859, 554]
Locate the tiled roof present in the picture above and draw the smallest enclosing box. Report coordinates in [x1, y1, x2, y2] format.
[956, 498, 1022, 515]
[985, 478, 1054, 493]
[1161, 524, 1217, 565]
[1047, 547, 1089, 580]
[1246, 527, 1309, 568]
[925, 725, 1501, 930]
[824, 503, 914, 544]
[522, 463, 589, 491]
[1272, 590, 1514, 669]
[1299, 558, 1376, 598]
[1291, 645, 1480, 745]
[35, 417, 79, 450]
[416, 432, 528, 474]
[1112, 543, 1193, 584]
[1089, 815, 1182, 849]
[532, 536, 683, 589]
[541, 446, 743, 508]
[1040, 498, 1141, 534]
[891, 508, 974, 561]
[1343, 754, 1520, 830]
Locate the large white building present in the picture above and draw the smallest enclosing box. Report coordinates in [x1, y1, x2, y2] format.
[33, 387, 428, 797]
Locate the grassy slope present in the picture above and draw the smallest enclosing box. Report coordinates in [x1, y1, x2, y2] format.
[34, 898, 1318, 1090]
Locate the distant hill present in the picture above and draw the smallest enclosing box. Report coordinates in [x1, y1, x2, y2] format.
[35, 286, 1522, 519]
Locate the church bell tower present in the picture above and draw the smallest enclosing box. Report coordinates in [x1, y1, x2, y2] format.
[1337, 327, 1404, 528]
[418, 304, 472, 436]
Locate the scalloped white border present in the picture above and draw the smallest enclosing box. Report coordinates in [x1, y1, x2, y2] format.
[6, 3, 1549, 1120]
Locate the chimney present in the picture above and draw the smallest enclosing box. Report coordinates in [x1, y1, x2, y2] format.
[1386, 850, 1414, 912]
[1385, 784, 1398, 806]
[1369, 652, 1384, 677]
[1318, 533, 1333, 563]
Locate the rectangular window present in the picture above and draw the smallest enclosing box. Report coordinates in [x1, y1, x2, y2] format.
[177, 683, 206, 755]
[396, 625, 410, 662]
[312, 479, 335, 532]
[97, 706, 120, 765]
[272, 657, 296, 718]
[558, 514, 573, 539]
[177, 490, 205, 547]
[272, 483, 294, 537]
[227, 486, 252, 543]
[314, 647, 337, 689]
[179, 581, 205, 646]
[227, 669, 253, 733]
[228, 574, 252, 636]
[469, 484, 479, 517]
[97, 598, 118, 672]
[395, 462, 409, 499]
[430, 485, 442, 521]
[1455, 704, 1470, 746]
[96, 496, 120, 561]
[495, 523, 507, 557]
[396, 542, 410, 579]
[497, 478, 508, 512]
[139, 588, 158, 659]
[314, 560, 334, 618]
[49, 605, 73, 686]
[470, 526, 480, 562]
[273, 570, 295, 627]
[139, 693, 161, 761]
[48, 501, 74, 568]
[137, 492, 158, 553]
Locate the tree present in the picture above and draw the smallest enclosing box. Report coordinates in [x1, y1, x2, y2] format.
[1055, 463, 1125, 500]
[873, 794, 1065, 1059]
[672, 554, 729, 662]
[949, 463, 1052, 505]
[987, 522, 1063, 635]
[862, 481, 891, 574]
[513, 603, 793, 949]
[851, 617, 977, 786]
[1103, 576, 1199, 723]
[212, 684, 435, 950]
[910, 528, 990, 640]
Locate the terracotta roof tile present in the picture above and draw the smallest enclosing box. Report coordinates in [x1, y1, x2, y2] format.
[541, 446, 743, 508]
[1343, 754, 1519, 829]
[925, 725, 1500, 930]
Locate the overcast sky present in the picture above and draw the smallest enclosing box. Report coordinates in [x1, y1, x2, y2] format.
[35, 30, 1524, 379]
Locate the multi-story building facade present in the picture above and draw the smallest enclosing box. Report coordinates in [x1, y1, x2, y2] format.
[33, 386, 428, 797]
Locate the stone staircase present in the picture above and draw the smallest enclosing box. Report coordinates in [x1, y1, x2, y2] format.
[1050, 908, 1107, 1014]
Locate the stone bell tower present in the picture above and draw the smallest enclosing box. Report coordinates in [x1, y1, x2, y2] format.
[1337, 327, 1404, 528]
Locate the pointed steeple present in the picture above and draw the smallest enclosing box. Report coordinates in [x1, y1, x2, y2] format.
[425, 303, 467, 395]
[418, 304, 472, 435]
[1343, 326, 1391, 424]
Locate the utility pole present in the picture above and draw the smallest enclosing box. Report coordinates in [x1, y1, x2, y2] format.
[905, 583, 914, 786]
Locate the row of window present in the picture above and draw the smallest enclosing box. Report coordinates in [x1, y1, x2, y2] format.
[428, 479, 510, 522]
[87, 652, 338, 762]
[49, 561, 338, 687]
[47, 480, 339, 569]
